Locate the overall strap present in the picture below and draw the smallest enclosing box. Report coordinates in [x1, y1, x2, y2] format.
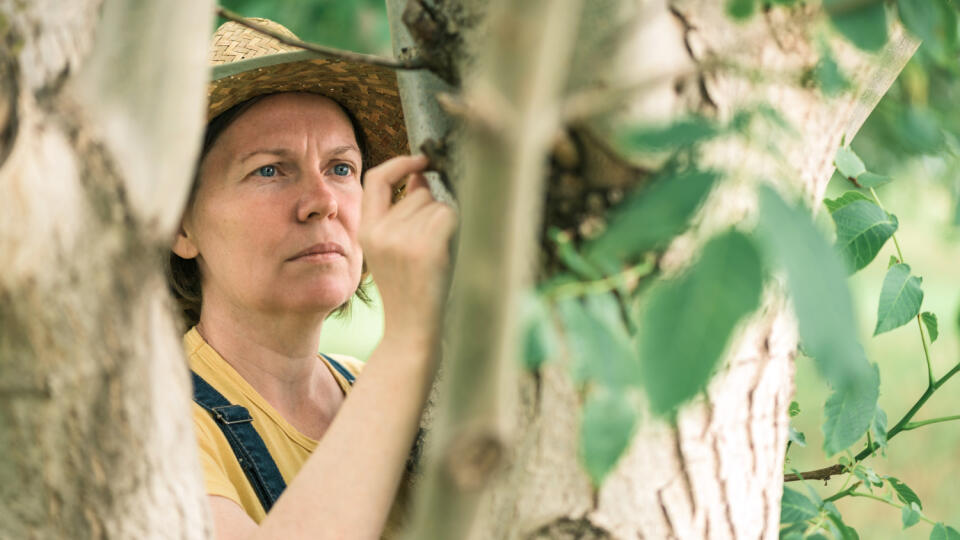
[319, 353, 356, 385]
[191, 371, 287, 513]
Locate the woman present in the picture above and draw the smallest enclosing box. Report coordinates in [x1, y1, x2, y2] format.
[168, 19, 456, 539]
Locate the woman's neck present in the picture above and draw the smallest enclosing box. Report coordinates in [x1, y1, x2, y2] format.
[195, 299, 334, 417]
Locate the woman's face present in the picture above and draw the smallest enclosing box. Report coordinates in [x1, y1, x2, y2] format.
[175, 93, 364, 319]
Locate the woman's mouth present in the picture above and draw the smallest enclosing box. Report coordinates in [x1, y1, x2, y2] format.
[289, 242, 346, 261]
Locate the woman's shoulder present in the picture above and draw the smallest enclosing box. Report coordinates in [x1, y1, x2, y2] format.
[319, 352, 365, 380]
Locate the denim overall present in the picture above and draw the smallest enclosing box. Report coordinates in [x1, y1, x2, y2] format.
[191, 353, 356, 513]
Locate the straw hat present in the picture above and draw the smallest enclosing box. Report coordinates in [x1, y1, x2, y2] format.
[208, 18, 407, 167]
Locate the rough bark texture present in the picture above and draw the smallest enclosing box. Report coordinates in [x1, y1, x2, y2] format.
[392, 1, 917, 539]
[0, 0, 212, 537]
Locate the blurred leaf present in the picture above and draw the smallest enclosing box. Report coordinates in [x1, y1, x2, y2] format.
[813, 45, 850, 96]
[823, 363, 880, 456]
[901, 107, 944, 153]
[789, 400, 801, 417]
[637, 230, 763, 415]
[781, 486, 820, 524]
[825, 503, 861, 540]
[889, 255, 900, 267]
[558, 294, 639, 387]
[931, 523, 960, 540]
[726, 0, 757, 19]
[788, 426, 807, 447]
[858, 172, 892, 188]
[835, 146, 867, 179]
[875, 263, 924, 335]
[824, 191, 872, 213]
[921, 311, 939, 343]
[871, 405, 888, 450]
[831, 200, 898, 273]
[585, 169, 718, 264]
[902, 503, 922, 529]
[756, 187, 872, 391]
[887, 476, 923, 509]
[521, 294, 558, 371]
[579, 387, 637, 485]
[620, 117, 720, 151]
[825, 0, 888, 51]
[898, 0, 937, 43]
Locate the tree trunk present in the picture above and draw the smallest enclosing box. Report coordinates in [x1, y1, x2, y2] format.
[392, 1, 918, 539]
[0, 0, 213, 537]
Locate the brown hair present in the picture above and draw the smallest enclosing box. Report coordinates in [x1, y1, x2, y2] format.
[167, 94, 372, 329]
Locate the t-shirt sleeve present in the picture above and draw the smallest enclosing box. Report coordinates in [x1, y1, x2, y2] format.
[193, 407, 244, 505]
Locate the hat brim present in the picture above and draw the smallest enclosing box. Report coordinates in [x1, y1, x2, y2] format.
[209, 50, 408, 169]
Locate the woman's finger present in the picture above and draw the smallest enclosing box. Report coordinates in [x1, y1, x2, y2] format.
[362, 154, 428, 222]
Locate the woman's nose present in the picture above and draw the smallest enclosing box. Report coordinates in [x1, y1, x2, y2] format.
[296, 171, 338, 222]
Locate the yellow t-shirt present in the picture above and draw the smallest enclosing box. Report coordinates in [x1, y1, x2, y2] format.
[185, 327, 365, 523]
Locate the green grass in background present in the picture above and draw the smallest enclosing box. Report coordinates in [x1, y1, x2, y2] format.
[789, 166, 960, 539]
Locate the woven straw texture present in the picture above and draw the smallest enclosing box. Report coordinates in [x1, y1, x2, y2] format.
[208, 19, 407, 167]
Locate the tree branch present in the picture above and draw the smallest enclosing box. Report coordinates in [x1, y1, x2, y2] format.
[217, 6, 426, 70]
[785, 361, 960, 483]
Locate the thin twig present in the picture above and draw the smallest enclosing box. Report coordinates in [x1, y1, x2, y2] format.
[784, 464, 845, 483]
[217, 6, 426, 70]
[786, 360, 960, 483]
[901, 414, 960, 431]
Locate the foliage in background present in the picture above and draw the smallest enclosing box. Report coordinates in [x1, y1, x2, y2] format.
[218, 0, 391, 55]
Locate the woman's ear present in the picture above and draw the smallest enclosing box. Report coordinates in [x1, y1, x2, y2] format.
[172, 222, 199, 260]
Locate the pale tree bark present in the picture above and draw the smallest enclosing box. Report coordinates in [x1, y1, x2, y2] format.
[0, 0, 213, 538]
[392, 1, 918, 539]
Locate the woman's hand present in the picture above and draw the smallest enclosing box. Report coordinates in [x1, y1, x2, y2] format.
[359, 154, 457, 351]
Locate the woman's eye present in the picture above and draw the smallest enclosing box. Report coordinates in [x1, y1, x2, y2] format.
[255, 165, 278, 177]
[332, 163, 352, 176]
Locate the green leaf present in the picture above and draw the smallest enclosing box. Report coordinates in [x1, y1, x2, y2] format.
[559, 294, 639, 387]
[824, 190, 872, 213]
[871, 406, 888, 450]
[857, 171, 892, 188]
[620, 117, 720, 152]
[813, 44, 850, 96]
[781, 486, 821, 524]
[902, 502, 922, 529]
[520, 294, 557, 371]
[585, 169, 718, 264]
[852, 464, 883, 489]
[789, 400, 801, 417]
[898, 0, 937, 43]
[875, 263, 924, 335]
[824, 503, 861, 540]
[889, 255, 900, 267]
[835, 146, 867, 179]
[637, 230, 763, 415]
[832, 199, 898, 273]
[726, 0, 757, 19]
[887, 476, 923, 509]
[921, 311, 939, 343]
[931, 523, 960, 540]
[823, 363, 880, 456]
[756, 187, 872, 391]
[788, 426, 807, 447]
[579, 388, 637, 485]
[825, 0, 888, 51]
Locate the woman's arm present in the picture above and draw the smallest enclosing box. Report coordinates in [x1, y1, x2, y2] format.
[208, 155, 456, 540]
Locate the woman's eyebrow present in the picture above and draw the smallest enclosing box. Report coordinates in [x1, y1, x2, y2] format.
[237, 148, 293, 164]
[328, 144, 361, 158]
